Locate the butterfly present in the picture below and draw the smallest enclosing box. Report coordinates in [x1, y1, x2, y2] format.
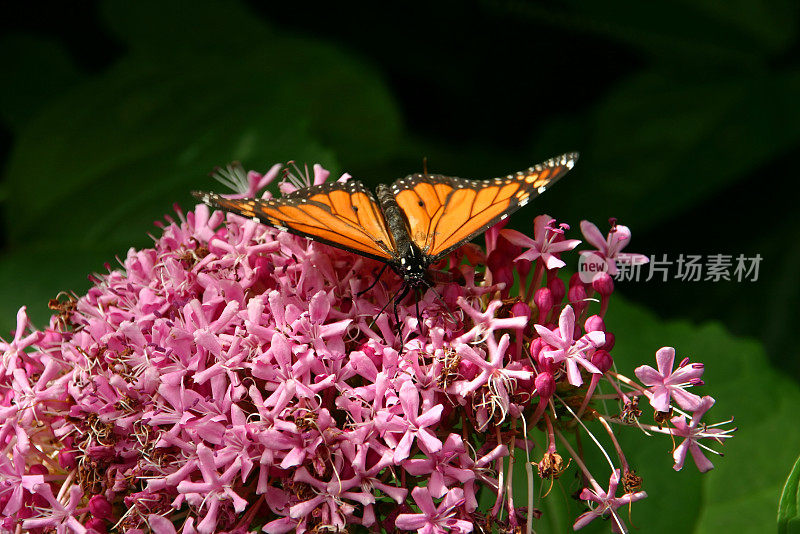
[192, 152, 577, 307]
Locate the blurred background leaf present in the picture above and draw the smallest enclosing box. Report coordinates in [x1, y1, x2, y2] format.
[1, 0, 798, 532]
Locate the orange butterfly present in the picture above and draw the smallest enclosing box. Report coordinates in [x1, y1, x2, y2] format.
[193, 153, 577, 298]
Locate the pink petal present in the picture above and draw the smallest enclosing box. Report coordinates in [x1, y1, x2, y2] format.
[542, 254, 567, 270]
[549, 238, 582, 254]
[650, 387, 671, 412]
[399, 381, 420, 419]
[411, 486, 438, 516]
[580, 220, 607, 251]
[672, 440, 690, 471]
[534, 325, 566, 350]
[689, 443, 715, 473]
[558, 306, 576, 343]
[668, 363, 704, 384]
[395, 513, 427, 530]
[500, 228, 537, 248]
[565, 359, 583, 386]
[670, 389, 703, 412]
[634, 365, 662, 386]
[416, 428, 443, 454]
[583, 331, 605, 347]
[655, 347, 676, 375]
[533, 214, 554, 239]
[148, 514, 178, 534]
[309, 291, 330, 323]
[394, 431, 414, 463]
[416, 404, 444, 427]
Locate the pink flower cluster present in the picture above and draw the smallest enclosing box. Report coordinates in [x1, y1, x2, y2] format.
[0, 165, 735, 534]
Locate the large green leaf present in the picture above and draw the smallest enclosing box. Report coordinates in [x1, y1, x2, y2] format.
[528, 68, 800, 232]
[501, 0, 796, 64]
[779, 455, 800, 534]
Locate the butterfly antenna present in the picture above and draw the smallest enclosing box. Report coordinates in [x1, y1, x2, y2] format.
[422, 156, 429, 176]
[356, 264, 388, 297]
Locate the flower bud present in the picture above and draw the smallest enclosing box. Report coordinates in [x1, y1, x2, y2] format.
[568, 272, 584, 289]
[89, 495, 113, 520]
[592, 272, 614, 296]
[548, 277, 566, 304]
[534, 371, 555, 399]
[516, 364, 535, 391]
[86, 517, 108, 533]
[602, 332, 616, 352]
[29, 464, 48, 475]
[591, 349, 613, 373]
[568, 285, 588, 317]
[584, 315, 605, 333]
[511, 301, 531, 320]
[58, 448, 77, 470]
[459, 359, 479, 380]
[533, 287, 553, 317]
[517, 257, 532, 280]
[530, 338, 544, 361]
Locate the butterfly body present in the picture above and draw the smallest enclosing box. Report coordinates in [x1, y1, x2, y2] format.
[375, 183, 430, 286]
[193, 152, 578, 293]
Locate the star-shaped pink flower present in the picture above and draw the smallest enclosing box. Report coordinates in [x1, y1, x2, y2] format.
[395, 486, 473, 533]
[501, 214, 580, 269]
[671, 396, 735, 473]
[635, 346, 704, 412]
[534, 305, 605, 387]
[579, 220, 648, 276]
[573, 469, 647, 533]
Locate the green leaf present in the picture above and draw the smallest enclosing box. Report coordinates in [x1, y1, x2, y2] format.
[504, 0, 796, 64]
[532, 69, 800, 232]
[779, 455, 800, 534]
[0, 33, 82, 132]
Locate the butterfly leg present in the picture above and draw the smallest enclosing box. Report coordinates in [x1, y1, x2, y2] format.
[415, 287, 423, 335]
[392, 283, 410, 334]
[356, 263, 388, 297]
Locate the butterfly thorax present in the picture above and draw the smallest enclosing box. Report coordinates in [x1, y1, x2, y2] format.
[376, 184, 430, 286]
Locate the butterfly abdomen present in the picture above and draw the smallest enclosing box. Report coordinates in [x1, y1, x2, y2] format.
[376, 184, 429, 285]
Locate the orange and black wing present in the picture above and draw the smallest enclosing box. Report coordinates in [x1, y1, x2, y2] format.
[392, 152, 578, 260]
[193, 181, 397, 263]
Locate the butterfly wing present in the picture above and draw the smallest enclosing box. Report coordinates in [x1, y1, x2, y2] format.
[392, 152, 578, 260]
[193, 181, 397, 263]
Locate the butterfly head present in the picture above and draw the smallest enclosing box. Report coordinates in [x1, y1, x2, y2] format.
[395, 241, 430, 287]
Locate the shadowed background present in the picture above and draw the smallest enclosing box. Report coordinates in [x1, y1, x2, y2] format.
[1, 1, 798, 532]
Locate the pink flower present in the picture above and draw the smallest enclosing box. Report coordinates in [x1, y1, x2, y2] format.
[573, 469, 647, 533]
[378, 380, 444, 462]
[534, 305, 605, 386]
[0, 161, 733, 533]
[395, 486, 473, 533]
[0, 307, 43, 377]
[579, 219, 648, 276]
[671, 396, 736, 472]
[635, 346, 704, 412]
[501, 214, 580, 269]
